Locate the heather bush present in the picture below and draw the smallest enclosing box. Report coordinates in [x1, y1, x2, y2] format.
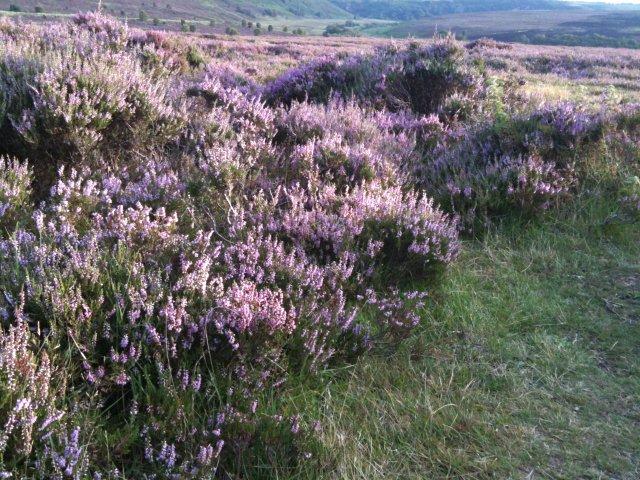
[71, 11, 129, 48]
[264, 35, 486, 120]
[0, 17, 21, 41]
[263, 54, 383, 108]
[466, 38, 513, 51]
[419, 149, 574, 228]
[273, 99, 416, 189]
[0, 157, 32, 232]
[610, 102, 640, 134]
[0, 164, 405, 475]
[382, 38, 486, 115]
[261, 182, 459, 279]
[0, 295, 68, 476]
[408, 102, 613, 228]
[19, 53, 174, 151]
[0, 44, 181, 192]
[182, 75, 277, 195]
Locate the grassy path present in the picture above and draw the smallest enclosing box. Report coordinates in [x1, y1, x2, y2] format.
[261, 194, 639, 479]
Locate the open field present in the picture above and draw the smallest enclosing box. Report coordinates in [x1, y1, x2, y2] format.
[369, 9, 640, 48]
[0, 12, 638, 479]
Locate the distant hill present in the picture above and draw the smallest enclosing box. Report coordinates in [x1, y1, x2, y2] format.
[331, 0, 574, 21]
[3, 0, 640, 49]
[0, 0, 585, 23]
[0, 0, 350, 22]
[363, 9, 640, 49]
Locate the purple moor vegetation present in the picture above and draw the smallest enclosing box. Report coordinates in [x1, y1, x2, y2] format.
[0, 11, 639, 479]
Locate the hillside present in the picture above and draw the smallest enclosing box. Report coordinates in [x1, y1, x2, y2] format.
[332, 0, 572, 20]
[0, 0, 350, 22]
[0, 0, 582, 22]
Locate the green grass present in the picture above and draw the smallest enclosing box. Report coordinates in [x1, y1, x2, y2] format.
[246, 191, 639, 479]
[521, 82, 640, 105]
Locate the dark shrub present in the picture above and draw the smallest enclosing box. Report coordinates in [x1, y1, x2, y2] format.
[186, 45, 206, 68]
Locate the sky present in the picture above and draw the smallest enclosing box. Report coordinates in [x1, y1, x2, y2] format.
[567, 0, 640, 3]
